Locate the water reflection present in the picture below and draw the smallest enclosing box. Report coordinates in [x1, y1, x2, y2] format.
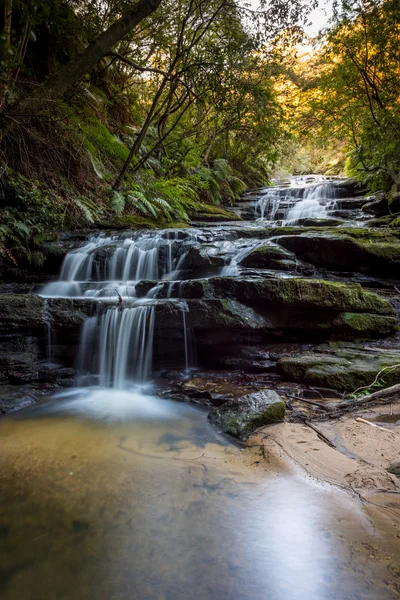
[0, 389, 398, 599]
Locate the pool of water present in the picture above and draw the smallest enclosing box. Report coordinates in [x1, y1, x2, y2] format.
[0, 388, 398, 599]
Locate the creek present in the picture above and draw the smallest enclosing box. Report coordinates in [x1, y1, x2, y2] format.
[0, 176, 399, 599]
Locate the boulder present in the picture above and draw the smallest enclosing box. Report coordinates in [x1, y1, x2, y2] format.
[362, 192, 400, 216]
[179, 246, 225, 270]
[208, 389, 285, 438]
[277, 348, 400, 391]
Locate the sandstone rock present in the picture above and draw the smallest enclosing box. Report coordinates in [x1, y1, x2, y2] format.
[239, 244, 295, 268]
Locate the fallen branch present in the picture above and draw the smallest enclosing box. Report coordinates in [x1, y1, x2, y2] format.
[351, 365, 400, 396]
[355, 382, 400, 402]
[285, 394, 330, 411]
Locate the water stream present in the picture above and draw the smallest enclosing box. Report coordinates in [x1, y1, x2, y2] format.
[1, 177, 399, 598]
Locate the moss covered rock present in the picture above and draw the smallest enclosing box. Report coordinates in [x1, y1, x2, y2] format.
[239, 244, 295, 268]
[275, 232, 400, 276]
[277, 349, 400, 391]
[208, 389, 285, 438]
[206, 277, 394, 315]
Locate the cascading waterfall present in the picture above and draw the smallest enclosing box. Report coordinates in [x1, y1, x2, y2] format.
[254, 176, 339, 223]
[41, 230, 205, 388]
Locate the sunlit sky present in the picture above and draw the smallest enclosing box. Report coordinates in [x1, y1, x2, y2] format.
[246, 0, 333, 36]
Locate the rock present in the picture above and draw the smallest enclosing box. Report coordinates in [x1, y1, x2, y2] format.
[0, 294, 45, 330]
[275, 232, 400, 277]
[277, 348, 400, 391]
[208, 389, 285, 438]
[293, 218, 343, 227]
[205, 277, 395, 315]
[362, 192, 400, 217]
[179, 246, 225, 270]
[239, 244, 295, 268]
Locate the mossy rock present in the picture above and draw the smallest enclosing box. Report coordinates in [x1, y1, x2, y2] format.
[239, 244, 295, 268]
[206, 277, 394, 315]
[277, 351, 400, 391]
[208, 389, 285, 439]
[102, 215, 159, 229]
[275, 232, 400, 277]
[190, 203, 241, 222]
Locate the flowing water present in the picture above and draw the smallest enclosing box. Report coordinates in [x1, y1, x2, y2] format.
[1, 177, 399, 598]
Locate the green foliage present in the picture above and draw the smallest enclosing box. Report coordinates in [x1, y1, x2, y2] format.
[78, 117, 130, 168]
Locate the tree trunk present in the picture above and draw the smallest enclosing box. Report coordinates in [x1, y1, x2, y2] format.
[0, 0, 13, 110]
[0, 0, 163, 134]
[113, 75, 169, 190]
[40, 0, 163, 102]
[3, 0, 12, 46]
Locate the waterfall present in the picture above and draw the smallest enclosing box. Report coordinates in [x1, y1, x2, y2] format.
[40, 231, 200, 299]
[41, 229, 206, 389]
[253, 176, 339, 223]
[285, 181, 337, 221]
[78, 303, 156, 388]
[42, 299, 54, 362]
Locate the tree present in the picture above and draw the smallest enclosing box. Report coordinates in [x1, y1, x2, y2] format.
[0, 0, 164, 137]
[289, 0, 400, 189]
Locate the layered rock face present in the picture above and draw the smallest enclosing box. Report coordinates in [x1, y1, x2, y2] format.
[0, 276, 396, 389]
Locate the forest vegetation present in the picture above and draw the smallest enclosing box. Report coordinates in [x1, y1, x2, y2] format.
[0, 0, 399, 266]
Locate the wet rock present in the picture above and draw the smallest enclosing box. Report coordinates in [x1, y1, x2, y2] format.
[293, 218, 343, 227]
[362, 192, 400, 217]
[275, 232, 400, 277]
[205, 277, 394, 315]
[239, 244, 295, 268]
[154, 299, 267, 332]
[277, 348, 400, 391]
[208, 389, 285, 439]
[0, 384, 53, 414]
[180, 246, 225, 270]
[0, 294, 45, 330]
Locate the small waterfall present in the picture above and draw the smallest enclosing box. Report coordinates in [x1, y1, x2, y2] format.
[40, 228, 208, 389]
[42, 299, 54, 362]
[285, 181, 337, 222]
[79, 303, 156, 388]
[40, 231, 201, 299]
[179, 300, 196, 372]
[252, 176, 340, 223]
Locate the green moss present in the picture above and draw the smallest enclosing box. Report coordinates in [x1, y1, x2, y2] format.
[103, 215, 158, 229]
[209, 277, 395, 315]
[77, 116, 129, 164]
[239, 243, 294, 268]
[190, 203, 241, 221]
[339, 312, 398, 336]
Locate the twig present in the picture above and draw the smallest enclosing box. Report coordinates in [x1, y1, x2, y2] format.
[352, 364, 400, 396]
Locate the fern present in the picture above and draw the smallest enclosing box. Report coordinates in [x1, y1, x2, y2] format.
[75, 199, 95, 223]
[112, 191, 126, 215]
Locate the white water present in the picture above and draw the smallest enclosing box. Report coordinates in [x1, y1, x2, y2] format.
[42, 230, 204, 387]
[254, 176, 339, 222]
[40, 231, 201, 299]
